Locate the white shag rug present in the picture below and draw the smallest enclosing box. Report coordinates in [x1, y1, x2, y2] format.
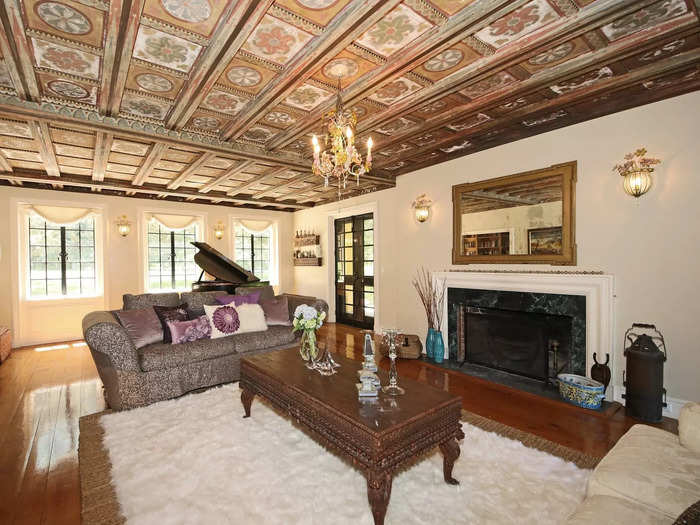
[100, 384, 590, 525]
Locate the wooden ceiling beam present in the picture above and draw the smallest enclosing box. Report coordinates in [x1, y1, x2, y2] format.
[0, 9, 28, 99]
[28, 120, 60, 177]
[101, 0, 144, 115]
[0, 149, 13, 172]
[221, 0, 405, 140]
[169, 0, 274, 129]
[133, 143, 168, 186]
[92, 132, 113, 182]
[253, 172, 317, 199]
[199, 159, 256, 193]
[358, 0, 681, 142]
[167, 152, 217, 190]
[0, 169, 312, 209]
[227, 166, 290, 197]
[266, 0, 531, 149]
[0, 0, 41, 101]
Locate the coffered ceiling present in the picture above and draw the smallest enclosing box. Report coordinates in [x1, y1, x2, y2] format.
[0, 0, 698, 210]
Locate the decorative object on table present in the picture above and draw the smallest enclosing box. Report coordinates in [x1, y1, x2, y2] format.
[293, 230, 322, 266]
[378, 334, 422, 359]
[115, 214, 131, 237]
[213, 221, 226, 240]
[382, 329, 405, 396]
[357, 332, 380, 397]
[0, 327, 11, 364]
[411, 194, 433, 223]
[590, 352, 611, 393]
[623, 323, 667, 423]
[557, 373, 606, 410]
[310, 78, 373, 199]
[613, 147, 661, 198]
[292, 304, 330, 374]
[412, 266, 446, 362]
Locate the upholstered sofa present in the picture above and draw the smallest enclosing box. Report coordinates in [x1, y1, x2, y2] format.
[82, 287, 328, 410]
[567, 403, 700, 524]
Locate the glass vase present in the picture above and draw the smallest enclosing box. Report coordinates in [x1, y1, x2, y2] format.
[433, 331, 445, 364]
[426, 328, 436, 360]
[299, 329, 317, 369]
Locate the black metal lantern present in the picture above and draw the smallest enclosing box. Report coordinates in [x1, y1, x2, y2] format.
[622, 323, 667, 423]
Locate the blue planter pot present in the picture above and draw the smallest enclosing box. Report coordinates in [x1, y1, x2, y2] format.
[433, 331, 445, 363]
[425, 328, 436, 360]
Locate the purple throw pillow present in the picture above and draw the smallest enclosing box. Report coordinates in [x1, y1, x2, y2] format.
[216, 291, 262, 306]
[260, 296, 291, 326]
[153, 304, 189, 343]
[167, 316, 211, 344]
[114, 308, 163, 349]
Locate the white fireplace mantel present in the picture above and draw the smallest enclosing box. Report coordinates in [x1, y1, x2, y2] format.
[434, 271, 616, 400]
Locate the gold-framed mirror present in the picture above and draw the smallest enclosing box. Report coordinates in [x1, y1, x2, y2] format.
[452, 161, 577, 265]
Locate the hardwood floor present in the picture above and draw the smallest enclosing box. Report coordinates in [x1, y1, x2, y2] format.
[0, 323, 676, 524]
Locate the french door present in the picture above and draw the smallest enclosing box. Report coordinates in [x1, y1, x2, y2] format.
[334, 213, 374, 329]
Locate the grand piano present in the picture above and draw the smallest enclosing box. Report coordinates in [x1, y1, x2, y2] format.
[191, 242, 266, 294]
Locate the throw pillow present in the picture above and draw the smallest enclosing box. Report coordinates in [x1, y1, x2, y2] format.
[167, 316, 211, 344]
[235, 303, 269, 333]
[260, 296, 291, 326]
[203, 304, 241, 339]
[153, 304, 189, 344]
[114, 308, 163, 349]
[215, 290, 262, 306]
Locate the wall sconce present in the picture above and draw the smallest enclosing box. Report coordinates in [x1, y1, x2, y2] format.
[613, 147, 661, 198]
[411, 194, 433, 223]
[213, 221, 226, 240]
[115, 215, 131, 237]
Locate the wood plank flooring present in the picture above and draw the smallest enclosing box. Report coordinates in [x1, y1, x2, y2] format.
[0, 324, 677, 524]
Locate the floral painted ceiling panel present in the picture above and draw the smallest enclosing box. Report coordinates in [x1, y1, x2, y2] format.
[0, 0, 697, 209]
[355, 3, 433, 57]
[242, 15, 314, 66]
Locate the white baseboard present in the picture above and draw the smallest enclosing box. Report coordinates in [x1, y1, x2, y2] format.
[613, 385, 689, 420]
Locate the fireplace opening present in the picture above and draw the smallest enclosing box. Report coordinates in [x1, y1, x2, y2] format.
[458, 305, 573, 384]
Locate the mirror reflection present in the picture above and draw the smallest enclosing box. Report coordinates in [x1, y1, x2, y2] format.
[460, 175, 563, 257]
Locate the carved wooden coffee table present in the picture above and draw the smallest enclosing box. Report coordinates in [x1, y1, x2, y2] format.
[239, 349, 464, 525]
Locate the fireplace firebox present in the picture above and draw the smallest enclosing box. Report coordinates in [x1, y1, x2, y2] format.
[457, 306, 573, 384]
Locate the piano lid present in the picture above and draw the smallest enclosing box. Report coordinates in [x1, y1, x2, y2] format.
[191, 242, 259, 284]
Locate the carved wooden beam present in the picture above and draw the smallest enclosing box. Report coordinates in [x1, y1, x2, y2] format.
[0, 8, 27, 99]
[1, 0, 41, 101]
[199, 159, 256, 193]
[0, 95, 309, 170]
[0, 149, 13, 172]
[92, 132, 113, 182]
[227, 166, 290, 197]
[253, 172, 316, 199]
[167, 152, 217, 190]
[133, 143, 168, 186]
[106, 0, 145, 116]
[169, 0, 274, 129]
[28, 120, 60, 177]
[266, 0, 531, 149]
[0, 169, 312, 209]
[221, 0, 405, 140]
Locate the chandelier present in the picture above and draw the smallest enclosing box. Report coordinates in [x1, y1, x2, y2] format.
[311, 84, 372, 197]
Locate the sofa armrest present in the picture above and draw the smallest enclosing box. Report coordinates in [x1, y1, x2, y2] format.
[679, 402, 700, 455]
[82, 311, 141, 372]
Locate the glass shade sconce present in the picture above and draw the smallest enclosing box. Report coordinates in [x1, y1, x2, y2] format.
[613, 148, 661, 198]
[213, 221, 226, 240]
[115, 215, 131, 237]
[412, 194, 433, 223]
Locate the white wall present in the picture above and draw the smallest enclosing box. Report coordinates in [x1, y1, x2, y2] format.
[0, 187, 295, 346]
[293, 91, 700, 404]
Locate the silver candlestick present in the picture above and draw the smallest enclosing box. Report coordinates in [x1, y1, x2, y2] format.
[382, 329, 404, 396]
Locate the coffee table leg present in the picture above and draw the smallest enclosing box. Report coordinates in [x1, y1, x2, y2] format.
[366, 471, 392, 525]
[240, 386, 255, 418]
[439, 438, 461, 485]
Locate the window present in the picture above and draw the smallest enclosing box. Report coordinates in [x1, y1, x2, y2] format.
[28, 215, 96, 298]
[146, 221, 200, 291]
[234, 225, 271, 282]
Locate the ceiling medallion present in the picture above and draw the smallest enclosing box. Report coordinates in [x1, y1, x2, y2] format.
[160, 0, 212, 23]
[47, 79, 88, 99]
[36, 2, 92, 35]
[311, 80, 373, 198]
[135, 73, 173, 92]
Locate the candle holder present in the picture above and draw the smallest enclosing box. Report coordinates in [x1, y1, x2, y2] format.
[382, 329, 405, 396]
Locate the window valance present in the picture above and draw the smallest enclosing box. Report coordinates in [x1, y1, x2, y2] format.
[147, 213, 200, 231]
[235, 219, 272, 234]
[27, 204, 99, 225]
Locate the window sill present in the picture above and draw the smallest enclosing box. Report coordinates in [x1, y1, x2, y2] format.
[23, 295, 105, 306]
